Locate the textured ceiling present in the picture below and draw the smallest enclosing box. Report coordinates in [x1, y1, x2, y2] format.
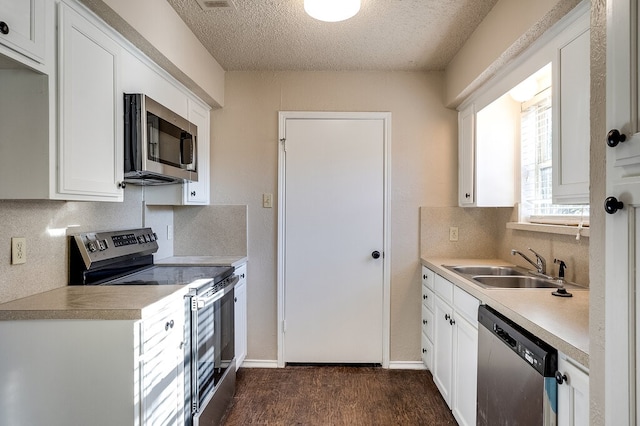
[166, 0, 499, 71]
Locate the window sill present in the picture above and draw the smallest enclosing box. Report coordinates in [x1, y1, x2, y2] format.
[506, 222, 590, 238]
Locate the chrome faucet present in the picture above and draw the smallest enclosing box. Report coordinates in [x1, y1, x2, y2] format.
[511, 248, 547, 275]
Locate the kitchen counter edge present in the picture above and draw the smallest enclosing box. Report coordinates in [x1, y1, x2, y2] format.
[422, 257, 589, 369]
[155, 255, 247, 268]
[0, 285, 191, 321]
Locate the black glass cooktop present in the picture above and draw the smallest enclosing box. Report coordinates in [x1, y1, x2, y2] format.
[105, 265, 233, 286]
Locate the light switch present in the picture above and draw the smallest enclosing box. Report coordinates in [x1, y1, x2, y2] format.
[263, 193, 273, 208]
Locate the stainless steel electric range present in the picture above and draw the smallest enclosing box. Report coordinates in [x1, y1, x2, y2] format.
[69, 227, 237, 426]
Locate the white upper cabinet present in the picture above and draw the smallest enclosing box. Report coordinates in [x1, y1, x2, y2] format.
[458, 94, 516, 207]
[0, 0, 45, 63]
[57, 1, 123, 201]
[458, 104, 475, 206]
[457, 4, 590, 208]
[607, 0, 640, 193]
[184, 99, 210, 204]
[552, 18, 590, 204]
[120, 47, 212, 206]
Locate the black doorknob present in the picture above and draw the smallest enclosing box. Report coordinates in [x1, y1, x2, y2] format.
[607, 129, 627, 147]
[0, 22, 8, 35]
[372, 251, 381, 259]
[604, 196, 624, 214]
[555, 370, 567, 385]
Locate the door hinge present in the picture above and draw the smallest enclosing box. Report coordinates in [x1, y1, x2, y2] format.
[280, 138, 286, 151]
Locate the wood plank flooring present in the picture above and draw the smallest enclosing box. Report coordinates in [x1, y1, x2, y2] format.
[221, 366, 457, 425]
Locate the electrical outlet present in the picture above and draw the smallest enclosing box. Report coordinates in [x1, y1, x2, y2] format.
[11, 237, 26, 265]
[167, 225, 174, 241]
[263, 193, 273, 208]
[449, 227, 459, 242]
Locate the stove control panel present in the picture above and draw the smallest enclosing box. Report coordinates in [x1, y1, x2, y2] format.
[72, 228, 159, 268]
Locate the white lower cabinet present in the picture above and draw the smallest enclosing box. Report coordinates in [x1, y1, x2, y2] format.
[421, 265, 435, 370]
[0, 295, 185, 426]
[234, 263, 247, 370]
[431, 272, 479, 426]
[557, 353, 589, 426]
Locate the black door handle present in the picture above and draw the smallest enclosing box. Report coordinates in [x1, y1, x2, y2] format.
[604, 196, 624, 214]
[372, 251, 381, 259]
[607, 129, 627, 147]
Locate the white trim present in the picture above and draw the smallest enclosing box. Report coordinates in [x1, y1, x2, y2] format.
[388, 361, 427, 370]
[277, 111, 392, 369]
[239, 359, 279, 369]
[506, 222, 590, 238]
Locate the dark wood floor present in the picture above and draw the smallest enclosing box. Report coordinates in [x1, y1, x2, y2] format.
[221, 366, 457, 425]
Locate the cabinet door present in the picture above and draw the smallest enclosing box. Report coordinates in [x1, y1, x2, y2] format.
[433, 295, 453, 407]
[0, 0, 45, 63]
[553, 26, 590, 204]
[141, 300, 184, 426]
[57, 2, 123, 201]
[421, 331, 433, 371]
[458, 104, 475, 206]
[557, 355, 589, 426]
[186, 99, 210, 204]
[234, 264, 247, 370]
[452, 315, 478, 426]
[606, 1, 640, 424]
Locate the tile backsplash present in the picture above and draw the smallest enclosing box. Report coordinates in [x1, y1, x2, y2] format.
[420, 206, 590, 286]
[0, 186, 248, 304]
[0, 187, 146, 303]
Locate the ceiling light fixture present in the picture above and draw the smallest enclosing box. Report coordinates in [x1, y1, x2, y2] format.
[304, 0, 361, 22]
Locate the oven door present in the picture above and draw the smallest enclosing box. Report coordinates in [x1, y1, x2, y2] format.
[188, 278, 237, 426]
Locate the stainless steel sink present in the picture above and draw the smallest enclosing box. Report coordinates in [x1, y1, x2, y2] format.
[471, 275, 565, 289]
[449, 265, 524, 276]
[445, 264, 582, 290]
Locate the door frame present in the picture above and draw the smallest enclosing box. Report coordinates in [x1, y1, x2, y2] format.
[276, 111, 391, 368]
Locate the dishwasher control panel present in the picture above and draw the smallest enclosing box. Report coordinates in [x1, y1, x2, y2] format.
[479, 305, 557, 377]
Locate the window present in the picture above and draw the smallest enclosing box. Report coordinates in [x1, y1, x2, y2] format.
[518, 81, 589, 225]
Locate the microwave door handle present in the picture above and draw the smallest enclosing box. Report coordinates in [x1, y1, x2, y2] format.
[180, 132, 194, 165]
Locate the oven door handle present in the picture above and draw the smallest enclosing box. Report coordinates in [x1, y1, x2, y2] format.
[192, 275, 239, 310]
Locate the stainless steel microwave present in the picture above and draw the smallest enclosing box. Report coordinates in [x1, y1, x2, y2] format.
[124, 93, 198, 185]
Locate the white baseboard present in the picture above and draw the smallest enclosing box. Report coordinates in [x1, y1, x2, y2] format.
[388, 361, 427, 370]
[239, 359, 279, 369]
[239, 359, 426, 370]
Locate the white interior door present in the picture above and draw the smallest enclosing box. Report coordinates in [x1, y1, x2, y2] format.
[279, 113, 388, 364]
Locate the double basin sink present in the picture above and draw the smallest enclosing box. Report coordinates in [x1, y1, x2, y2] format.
[444, 265, 579, 289]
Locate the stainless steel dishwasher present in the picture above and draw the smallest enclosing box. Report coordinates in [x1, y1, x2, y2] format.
[477, 305, 558, 425]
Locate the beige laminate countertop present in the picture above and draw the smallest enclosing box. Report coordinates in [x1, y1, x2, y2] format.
[155, 255, 247, 268]
[422, 257, 589, 368]
[0, 256, 247, 321]
[0, 285, 190, 321]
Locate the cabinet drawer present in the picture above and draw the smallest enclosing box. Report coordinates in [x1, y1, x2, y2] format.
[435, 274, 454, 304]
[422, 304, 434, 341]
[453, 286, 480, 326]
[422, 285, 435, 310]
[421, 265, 435, 291]
[421, 331, 433, 371]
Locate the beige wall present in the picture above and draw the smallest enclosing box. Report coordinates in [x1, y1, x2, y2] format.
[210, 71, 458, 362]
[445, 0, 581, 107]
[80, 0, 225, 108]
